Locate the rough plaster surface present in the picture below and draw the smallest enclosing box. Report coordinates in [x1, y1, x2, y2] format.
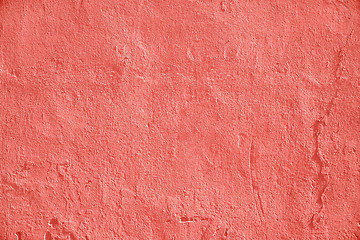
[1, 0, 360, 239]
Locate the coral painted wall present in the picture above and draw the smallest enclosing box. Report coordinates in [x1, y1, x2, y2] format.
[1, 0, 360, 239]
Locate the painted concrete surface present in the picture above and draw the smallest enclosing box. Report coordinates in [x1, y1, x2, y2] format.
[1, 0, 360, 239]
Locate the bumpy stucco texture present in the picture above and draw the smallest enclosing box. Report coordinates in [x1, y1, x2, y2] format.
[1, 0, 360, 239]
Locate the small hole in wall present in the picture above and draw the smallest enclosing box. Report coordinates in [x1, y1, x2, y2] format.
[15, 232, 22, 240]
[49, 218, 59, 227]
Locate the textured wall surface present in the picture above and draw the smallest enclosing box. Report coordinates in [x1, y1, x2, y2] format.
[1, 0, 360, 239]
